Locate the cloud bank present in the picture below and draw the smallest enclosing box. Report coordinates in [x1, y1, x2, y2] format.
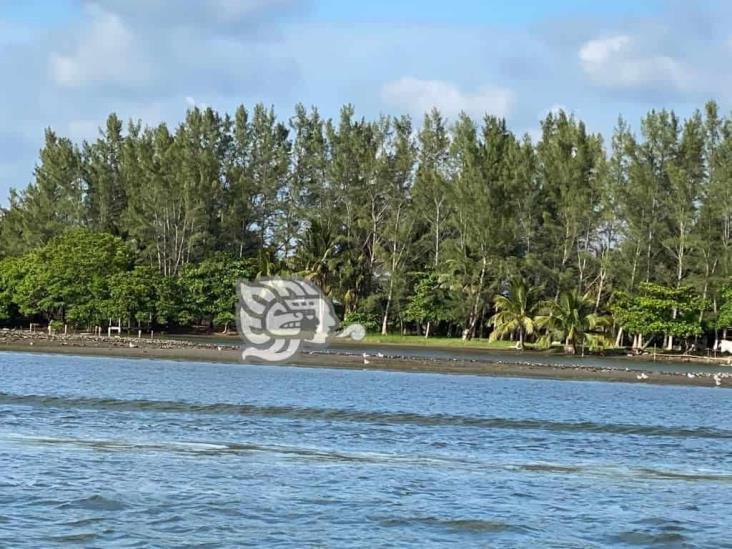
[3, 0, 732, 201]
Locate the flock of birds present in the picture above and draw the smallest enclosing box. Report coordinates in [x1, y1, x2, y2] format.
[361, 352, 384, 365]
[636, 370, 730, 386]
[363, 351, 729, 386]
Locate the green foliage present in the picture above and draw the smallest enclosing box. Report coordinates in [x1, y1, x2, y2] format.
[178, 254, 257, 330]
[2, 101, 732, 345]
[107, 266, 159, 325]
[489, 277, 540, 349]
[611, 282, 704, 340]
[717, 284, 732, 329]
[11, 229, 131, 326]
[403, 272, 453, 335]
[536, 290, 611, 354]
[0, 257, 24, 321]
[343, 311, 379, 333]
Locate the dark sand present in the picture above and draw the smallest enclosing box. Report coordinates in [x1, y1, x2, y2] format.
[0, 330, 730, 388]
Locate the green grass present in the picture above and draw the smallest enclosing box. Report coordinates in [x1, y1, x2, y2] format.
[360, 334, 537, 350]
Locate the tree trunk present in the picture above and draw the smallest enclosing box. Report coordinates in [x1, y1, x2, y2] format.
[466, 256, 487, 340]
[615, 327, 624, 348]
[381, 281, 393, 336]
[564, 339, 576, 354]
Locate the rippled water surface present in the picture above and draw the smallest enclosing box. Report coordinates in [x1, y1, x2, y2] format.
[1, 352, 731, 547]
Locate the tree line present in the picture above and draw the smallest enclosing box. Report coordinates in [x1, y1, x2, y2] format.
[2, 101, 732, 350]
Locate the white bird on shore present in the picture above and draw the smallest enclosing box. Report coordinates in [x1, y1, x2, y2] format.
[713, 373, 722, 386]
[377, 352, 384, 358]
[687, 373, 695, 378]
[636, 373, 649, 380]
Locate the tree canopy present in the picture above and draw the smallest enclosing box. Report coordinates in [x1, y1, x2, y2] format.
[1, 101, 731, 347]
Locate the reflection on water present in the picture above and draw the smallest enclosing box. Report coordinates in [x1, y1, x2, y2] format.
[1, 351, 731, 547]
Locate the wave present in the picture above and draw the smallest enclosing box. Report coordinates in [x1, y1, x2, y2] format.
[0, 391, 730, 439]
[5, 433, 731, 482]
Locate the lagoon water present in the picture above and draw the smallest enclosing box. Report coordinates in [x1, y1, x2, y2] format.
[1, 352, 731, 547]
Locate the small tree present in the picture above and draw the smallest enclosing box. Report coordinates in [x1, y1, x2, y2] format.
[13, 228, 130, 327]
[536, 290, 610, 354]
[611, 283, 704, 351]
[403, 272, 451, 337]
[178, 253, 257, 332]
[489, 277, 539, 350]
[107, 266, 160, 330]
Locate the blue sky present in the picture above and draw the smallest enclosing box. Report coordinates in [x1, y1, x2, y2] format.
[0, 0, 729, 202]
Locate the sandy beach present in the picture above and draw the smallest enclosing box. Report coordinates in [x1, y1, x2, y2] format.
[0, 330, 729, 388]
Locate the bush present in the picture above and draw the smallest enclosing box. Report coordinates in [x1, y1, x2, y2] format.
[343, 311, 379, 333]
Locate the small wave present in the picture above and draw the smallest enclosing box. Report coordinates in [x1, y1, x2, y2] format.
[4, 434, 462, 465]
[379, 515, 530, 534]
[513, 462, 732, 482]
[609, 520, 690, 546]
[58, 495, 127, 512]
[1, 391, 730, 439]
[6, 434, 729, 482]
[48, 532, 99, 543]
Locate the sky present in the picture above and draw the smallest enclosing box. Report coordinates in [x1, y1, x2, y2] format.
[1, 0, 731, 202]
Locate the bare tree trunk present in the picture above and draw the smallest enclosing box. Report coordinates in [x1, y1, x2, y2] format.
[466, 256, 487, 340]
[615, 327, 624, 348]
[380, 290, 391, 336]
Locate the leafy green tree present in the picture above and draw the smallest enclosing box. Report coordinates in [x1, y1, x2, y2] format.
[611, 283, 704, 350]
[13, 229, 131, 327]
[403, 272, 451, 337]
[107, 266, 160, 329]
[0, 256, 25, 322]
[178, 253, 257, 331]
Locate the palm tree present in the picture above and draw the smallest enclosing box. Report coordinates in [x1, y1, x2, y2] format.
[489, 278, 539, 350]
[535, 290, 610, 354]
[293, 220, 341, 294]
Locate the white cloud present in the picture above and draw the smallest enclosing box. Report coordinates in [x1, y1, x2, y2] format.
[381, 77, 513, 120]
[50, 5, 150, 88]
[578, 34, 688, 91]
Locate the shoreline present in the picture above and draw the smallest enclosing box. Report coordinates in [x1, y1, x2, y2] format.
[1, 331, 730, 388]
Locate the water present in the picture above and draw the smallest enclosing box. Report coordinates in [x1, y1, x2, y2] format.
[1, 352, 731, 547]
